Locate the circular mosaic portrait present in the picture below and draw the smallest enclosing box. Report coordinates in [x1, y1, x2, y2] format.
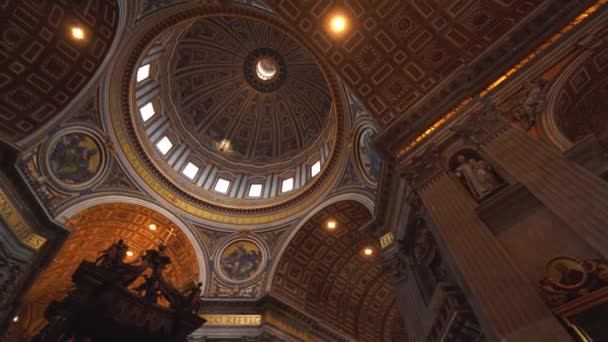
[217, 239, 265, 283]
[356, 127, 383, 184]
[47, 131, 105, 189]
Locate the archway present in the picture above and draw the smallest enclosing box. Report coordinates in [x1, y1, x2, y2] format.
[544, 44, 608, 154]
[270, 200, 403, 341]
[8, 202, 202, 339]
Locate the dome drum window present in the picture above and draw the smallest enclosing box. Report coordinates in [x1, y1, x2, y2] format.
[139, 102, 155, 122]
[156, 136, 173, 155]
[311, 160, 321, 177]
[281, 177, 294, 193]
[248, 184, 263, 198]
[214, 178, 231, 194]
[136, 64, 151, 82]
[182, 162, 200, 180]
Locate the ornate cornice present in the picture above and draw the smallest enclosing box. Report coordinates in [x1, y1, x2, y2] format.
[381, 244, 409, 282]
[401, 144, 445, 190]
[450, 100, 512, 146]
[374, 0, 600, 159]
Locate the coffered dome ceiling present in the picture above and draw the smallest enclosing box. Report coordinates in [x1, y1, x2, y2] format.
[166, 17, 332, 167]
[106, 7, 345, 226]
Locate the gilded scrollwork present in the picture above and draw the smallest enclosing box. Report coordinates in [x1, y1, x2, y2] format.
[539, 257, 608, 307]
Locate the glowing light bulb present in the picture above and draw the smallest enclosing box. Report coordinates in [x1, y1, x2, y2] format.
[149, 224, 157, 231]
[330, 15, 347, 33]
[13, 316, 19, 322]
[71, 27, 85, 40]
[326, 220, 337, 230]
[126, 251, 134, 257]
[364, 248, 373, 256]
[218, 139, 231, 153]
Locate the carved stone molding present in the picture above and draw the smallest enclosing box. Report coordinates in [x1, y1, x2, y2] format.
[381, 245, 410, 282]
[402, 144, 446, 190]
[450, 100, 512, 147]
[424, 282, 484, 342]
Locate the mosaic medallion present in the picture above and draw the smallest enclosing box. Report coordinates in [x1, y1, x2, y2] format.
[46, 130, 106, 189]
[217, 239, 265, 283]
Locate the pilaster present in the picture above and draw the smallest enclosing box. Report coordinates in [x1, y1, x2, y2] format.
[482, 125, 608, 258]
[401, 132, 571, 340]
[382, 246, 425, 342]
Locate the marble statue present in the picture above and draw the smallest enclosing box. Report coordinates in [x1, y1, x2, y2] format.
[454, 155, 501, 200]
[515, 79, 549, 129]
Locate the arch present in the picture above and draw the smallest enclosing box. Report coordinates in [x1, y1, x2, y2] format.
[541, 51, 591, 151]
[10, 198, 207, 339]
[55, 193, 208, 286]
[542, 44, 608, 153]
[267, 196, 400, 341]
[266, 192, 374, 291]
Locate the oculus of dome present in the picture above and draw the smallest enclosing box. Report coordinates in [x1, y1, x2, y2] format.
[243, 48, 287, 92]
[256, 58, 277, 80]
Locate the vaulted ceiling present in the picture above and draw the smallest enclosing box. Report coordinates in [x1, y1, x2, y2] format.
[555, 42, 608, 152]
[168, 16, 332, 166]
[0, 0, 119, 143]
[271, 201, 401, 341]
[9, 203, 199, 338]
[266, 0, 546, 128]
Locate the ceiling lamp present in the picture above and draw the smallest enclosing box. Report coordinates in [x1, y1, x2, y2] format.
[363, 247, 373, 256]
[126, 251, 134, 257]
[329, 15, 348, 34]
[326, 220, 337, 230]
[71, 26, 86, 40]
[217, 139, 231, 153]
[148, 224, 157, 231]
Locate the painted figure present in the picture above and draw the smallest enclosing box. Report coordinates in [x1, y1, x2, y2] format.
[360, 130, 382, 182]
[49, 133, 100, 184]
[220, 243, 262, 281]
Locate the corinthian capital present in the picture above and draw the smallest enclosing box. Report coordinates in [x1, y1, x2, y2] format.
[402, 144, 444, 189]
[451, 98, 511, 145]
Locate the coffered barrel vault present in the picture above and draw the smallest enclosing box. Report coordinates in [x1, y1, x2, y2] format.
[0, 0, 119, 143]
[265, 0, 546, 126]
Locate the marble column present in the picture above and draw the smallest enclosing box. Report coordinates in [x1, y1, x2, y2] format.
[482, 125, 608, 258]
[416, 171, 570, 341]
[382, 246, 425, 342]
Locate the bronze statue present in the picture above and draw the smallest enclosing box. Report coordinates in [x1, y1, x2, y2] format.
[133, 244, 172, 304]
[95, 239, 128, 269]
[33, 240, 205, 341]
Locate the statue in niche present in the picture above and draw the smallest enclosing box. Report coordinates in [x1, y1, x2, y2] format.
[514, 79, 549, 129]
[453, 154, 501, 200]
